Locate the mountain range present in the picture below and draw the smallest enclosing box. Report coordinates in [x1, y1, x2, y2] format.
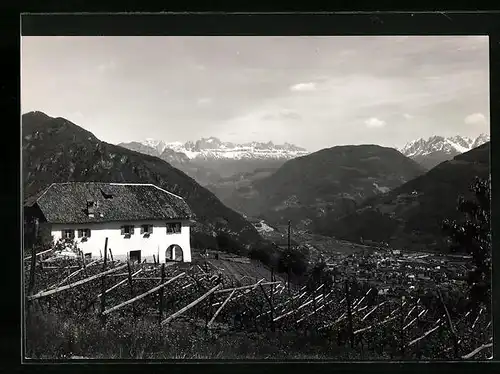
[125, 137, 309, 161]
[118, 138, 308, 183]
[21, 111, 265, 253]
[315, 142, 490, 251]
[399, 134, 490, 170]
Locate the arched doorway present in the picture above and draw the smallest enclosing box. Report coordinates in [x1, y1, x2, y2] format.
[166, 244, 184, 262]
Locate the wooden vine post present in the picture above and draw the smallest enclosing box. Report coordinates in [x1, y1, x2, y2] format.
[438, 288, 460, 359]
[99, 238, 108, 325]
[28, 245, 37, 297]
[205, 276, 220, 331]
[399, 294, 405, 358]
[27, 218, 40, 299]
[26, 243, 38, 319]
[259, 284, 274, 332]
[158, 263, 165, 324]
[313, 286, 317, 311]
[345, 279, 355, 349]
[80, 251, 87, 276]
[287, 220, 291, 293]
[127, 260, 136, 318]
[205, 291, 214, 331]
[415, 296, 421, 359]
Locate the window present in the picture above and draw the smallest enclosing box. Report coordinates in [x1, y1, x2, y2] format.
[78, 228, 91, 240]
[121, 225, 135, 238]
[141, 224, 153, 236]
[63, 229, 75, 240]
[129, 250, 141, 263]
[166, 222, 181, 234]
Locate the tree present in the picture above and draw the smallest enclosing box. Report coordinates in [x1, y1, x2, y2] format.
[442, 176, 491, 317]
[278, 247, 308, 278]
[307, 261, 334, 292]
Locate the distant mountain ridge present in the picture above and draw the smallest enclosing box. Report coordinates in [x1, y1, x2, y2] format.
[315, 142, 491, 251]
[215, 144, 426, 230]
[399, 134, 490, 170]
[120, 137, 309, 161]
[118, 137, 309, 184]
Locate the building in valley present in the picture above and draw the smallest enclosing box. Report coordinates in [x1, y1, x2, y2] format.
[23, 182, 194, 262]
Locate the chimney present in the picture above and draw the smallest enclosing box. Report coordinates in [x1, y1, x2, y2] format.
[87, 200, 95, 218]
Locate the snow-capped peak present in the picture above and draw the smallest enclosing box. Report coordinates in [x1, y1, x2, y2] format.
[143, 138, 168, 154]
[399, 134, 490, 157]
[137, 137, 309, 161]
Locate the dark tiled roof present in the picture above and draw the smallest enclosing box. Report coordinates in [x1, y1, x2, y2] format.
[26, 182, 193, 223]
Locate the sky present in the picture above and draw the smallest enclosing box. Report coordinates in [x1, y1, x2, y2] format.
[21, 36, 490, 152]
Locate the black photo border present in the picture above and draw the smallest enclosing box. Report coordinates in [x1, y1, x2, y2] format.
[6, 8, 500, 374]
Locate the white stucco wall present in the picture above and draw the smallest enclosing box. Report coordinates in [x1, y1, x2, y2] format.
[51, 220, 192, 262]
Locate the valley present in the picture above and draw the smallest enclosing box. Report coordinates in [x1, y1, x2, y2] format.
[22, 112, 491, 361]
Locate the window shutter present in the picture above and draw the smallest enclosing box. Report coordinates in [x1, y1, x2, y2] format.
[78, 229, 83, 238]
[130, 226, 135, 235]
[70, 230, 75, 239]
[121, 226, 125, 235]
[141, 225, 145, 234]
[149, 225, 153, 234]
[87, 229, 92, 238]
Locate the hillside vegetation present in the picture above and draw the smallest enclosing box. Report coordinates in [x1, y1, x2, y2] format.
[220, 144, 425, 228]
[315, 142, 490, 251]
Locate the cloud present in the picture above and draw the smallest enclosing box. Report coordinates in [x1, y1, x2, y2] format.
[364, 117, 386, 128]
[403, 113, 414, 120]
[290, 82, 317, 92]
[197, 97, 212, 105]
[261, 109, 302, 121]
[464, 112, 487, 126]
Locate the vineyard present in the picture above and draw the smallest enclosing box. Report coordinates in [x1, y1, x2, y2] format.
[24, 241, 492, 360]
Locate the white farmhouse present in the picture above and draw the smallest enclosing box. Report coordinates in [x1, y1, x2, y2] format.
[24, 182, 194, 263]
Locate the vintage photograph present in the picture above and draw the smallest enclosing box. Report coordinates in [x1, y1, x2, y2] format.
[22, 35, 491, 360]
